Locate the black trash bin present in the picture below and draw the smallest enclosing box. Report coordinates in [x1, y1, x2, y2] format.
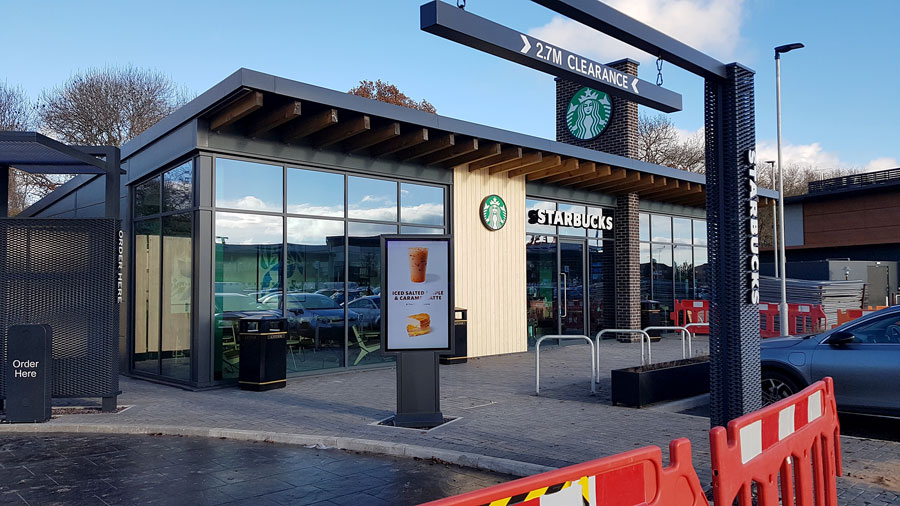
[440, 308, 468, 365]
[641, 300, 664, 339]
[238, 315, 287, 391]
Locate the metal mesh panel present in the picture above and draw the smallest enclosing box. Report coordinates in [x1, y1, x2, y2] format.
[705, 65, 761, 428]
[0, 219, 120, 399]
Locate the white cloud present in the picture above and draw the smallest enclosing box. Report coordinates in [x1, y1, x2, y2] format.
[864, 157, 898, 172]
[529, 0, 744, 64]
[756, 140, 896, 174]
[755, 140, 841, 169]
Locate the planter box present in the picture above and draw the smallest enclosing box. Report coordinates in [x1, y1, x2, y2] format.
[611, 357, 709, 408]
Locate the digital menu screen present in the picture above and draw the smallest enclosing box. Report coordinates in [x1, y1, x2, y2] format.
[383, 237, 451, 352]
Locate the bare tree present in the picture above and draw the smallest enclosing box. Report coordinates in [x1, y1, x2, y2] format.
[1, 81, 34, 131]
[38, 65, 190, 147]
[1, 82, 55, 215]
[637, 113, 705, 173]
[349, 80, 436, 113]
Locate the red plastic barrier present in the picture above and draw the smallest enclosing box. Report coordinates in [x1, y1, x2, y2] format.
[759, 303, 827, 338]
[670, 300, 710, 334]
[421, 439, 709, 506]
[834, 308, 872, 328]
[709, 377, 842, 506]
[758, 303, 780, 338]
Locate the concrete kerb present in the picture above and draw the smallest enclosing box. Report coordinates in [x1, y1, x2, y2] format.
[0, 423, 554, 478]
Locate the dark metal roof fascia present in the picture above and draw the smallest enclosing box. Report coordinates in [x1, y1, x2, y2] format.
[121, 68, 773, 195]
[17, 174, 96, 217]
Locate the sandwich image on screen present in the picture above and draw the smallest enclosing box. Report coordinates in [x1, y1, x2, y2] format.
[406, 313, 431, 337]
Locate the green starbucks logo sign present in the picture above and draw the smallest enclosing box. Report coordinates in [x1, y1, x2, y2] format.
[480, 195, 507, 231]
[566, 87, 612, 140]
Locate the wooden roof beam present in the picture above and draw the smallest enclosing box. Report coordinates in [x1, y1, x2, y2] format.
[607, 174, 658, 194]
[638, 179, 680, 198]
[247, 100, 301, 137]
[468, 146, 522, 172]
[368, 128, 428, 157]
[282, 108, 338, 143]
[210, 91, 263, 131]
[311, 115, 370, 149]
[398, 133, 455, 161]
[559, 164, 612, 187]
[578, 168, 627, 189]
[434, 141, 501, 168]
[419, 138, 480, 165]
[541, 162, 597, 184]
[488, 151, 542, 175]
[583, 170, 641, 191]
[524, 158, 578, 181]
[343, 122, 400, 153]
[506, 155, 563, 178]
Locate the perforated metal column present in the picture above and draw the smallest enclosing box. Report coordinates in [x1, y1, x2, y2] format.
[705, 64, 761, 428]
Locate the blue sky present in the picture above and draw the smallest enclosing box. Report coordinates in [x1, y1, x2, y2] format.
[3, 0, 898, 171]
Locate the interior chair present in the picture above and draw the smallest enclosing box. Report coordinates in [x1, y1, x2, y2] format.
[351, 325, 381, 366]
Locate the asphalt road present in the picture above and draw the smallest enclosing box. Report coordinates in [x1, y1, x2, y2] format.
[0, 434, 514, 506]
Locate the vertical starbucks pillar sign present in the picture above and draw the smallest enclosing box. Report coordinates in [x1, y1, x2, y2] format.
[381, 235, 453, 428]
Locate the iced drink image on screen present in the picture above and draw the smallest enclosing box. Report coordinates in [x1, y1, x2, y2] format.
[408, 247, 428, 283]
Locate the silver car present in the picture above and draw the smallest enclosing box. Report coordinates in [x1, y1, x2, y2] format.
[760, 305, 900, 416]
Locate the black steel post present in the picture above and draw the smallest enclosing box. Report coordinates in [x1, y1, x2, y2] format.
[2, 164, 8, 217]
[704, 63, 761, 428]
[104, 148, 121, 220]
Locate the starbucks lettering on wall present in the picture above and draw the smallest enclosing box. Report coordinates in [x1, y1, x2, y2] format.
[567, 87, 612, 141]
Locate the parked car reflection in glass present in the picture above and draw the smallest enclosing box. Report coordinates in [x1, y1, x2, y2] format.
[346, 295, 381, 331]
[260, 293, 359, 348]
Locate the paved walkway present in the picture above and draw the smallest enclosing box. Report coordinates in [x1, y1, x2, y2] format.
[3, 336, 899, 504]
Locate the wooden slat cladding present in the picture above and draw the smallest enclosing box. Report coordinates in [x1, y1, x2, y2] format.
[453, 165, 527, 358]
[802, 190, 900, 248]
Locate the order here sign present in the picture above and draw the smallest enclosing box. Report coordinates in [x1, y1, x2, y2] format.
[382, 235, 453, 352]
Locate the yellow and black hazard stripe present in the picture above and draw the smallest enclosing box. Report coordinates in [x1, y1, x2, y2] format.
[478, 477, 590, 506]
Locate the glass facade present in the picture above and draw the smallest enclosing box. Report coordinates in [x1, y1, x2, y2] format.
[132, 160, 194, 382]
[213, 158, 446, 379]
[525, 198, 615, 345]
[639, 212, 708, 322]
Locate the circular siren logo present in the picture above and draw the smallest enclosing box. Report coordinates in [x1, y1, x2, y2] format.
[480, 194, 508, 231]
[566, 87, 612, 140]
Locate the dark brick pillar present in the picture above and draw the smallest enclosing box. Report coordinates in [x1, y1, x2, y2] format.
[556, 58, 639, 159]
[614, 193, 641, 340]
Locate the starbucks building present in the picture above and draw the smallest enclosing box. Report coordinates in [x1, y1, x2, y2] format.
[24, 67, 775, 388]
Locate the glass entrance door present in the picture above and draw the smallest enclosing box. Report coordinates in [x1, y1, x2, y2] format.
[559, 240, 586, 335]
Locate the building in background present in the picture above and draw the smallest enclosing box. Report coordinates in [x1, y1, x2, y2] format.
[762, 168, 900, 307]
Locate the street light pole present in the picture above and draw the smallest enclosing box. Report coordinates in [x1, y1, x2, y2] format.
[775, 42, 804, 336]
[766, 160, 778, 279]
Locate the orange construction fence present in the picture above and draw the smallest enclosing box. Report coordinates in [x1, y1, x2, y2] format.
[670, 300, 709, 334]
[420, 439, 709, 506]
[426, 378, 842, 506]
[710, 377, 842, 506]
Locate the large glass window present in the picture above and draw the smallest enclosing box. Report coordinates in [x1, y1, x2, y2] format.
[285, 217, 345, 373]
[400, 183, 444, 226]
[348, 176, 396, 221]
[132, 161, 195, 382]
[640, 213, 708, 317]
[558, 204, 587, 237]
[216, 158, 283, 212]
[348, 223, 395, 367]
[133, 219, 161, 374]
[588, 239, 615, 338]
[161, 214, 192, 380]
[163, 162, 192, 212]
[287, 167, 344, 217]
[134, 176, 161, 217]
[214, 212, 283, 380]
[526, 235, 557, 344]
[214, 160, 445, 379]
